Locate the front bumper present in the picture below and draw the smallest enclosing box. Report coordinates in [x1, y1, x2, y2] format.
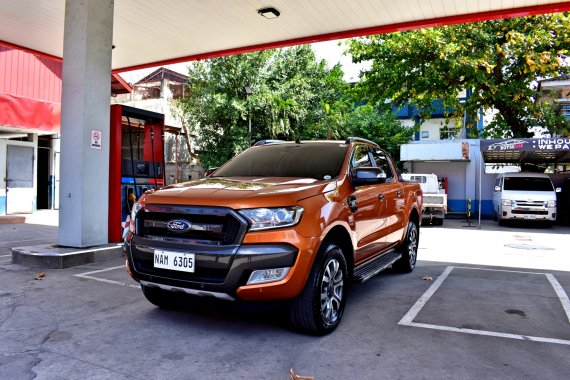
[501, 206, 556, 221]
[124, 232, 319, 301]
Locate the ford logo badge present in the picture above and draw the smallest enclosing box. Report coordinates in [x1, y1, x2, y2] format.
[167, 219, 192, 233]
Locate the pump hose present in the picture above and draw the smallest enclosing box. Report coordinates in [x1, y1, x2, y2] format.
[126, 116, 138, 212]
[150, 126, 157, 189]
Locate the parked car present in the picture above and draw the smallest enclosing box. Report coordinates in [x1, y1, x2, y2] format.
[492, 172, 560, 226]
[123, 138, 422, 335]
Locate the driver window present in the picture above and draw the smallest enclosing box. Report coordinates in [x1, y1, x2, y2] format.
[350, 145, 372, 169]
[371, 150, 394, 182]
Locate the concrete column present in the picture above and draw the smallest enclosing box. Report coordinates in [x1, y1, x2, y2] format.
[59, 0, 114, 247]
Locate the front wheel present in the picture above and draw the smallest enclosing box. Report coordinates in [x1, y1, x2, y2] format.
[288, 243, 348, 335]
[394, 220, 419, 273]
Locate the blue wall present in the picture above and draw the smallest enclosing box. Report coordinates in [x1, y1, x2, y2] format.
[0, 195, 5, 215]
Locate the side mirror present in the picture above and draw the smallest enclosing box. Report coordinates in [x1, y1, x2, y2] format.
[555, 187, 562, 193]
[351, 167, 387, 186]
[494, 185, 501, 192]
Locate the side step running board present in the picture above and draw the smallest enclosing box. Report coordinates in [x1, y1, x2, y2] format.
[351, 250, 401, 283]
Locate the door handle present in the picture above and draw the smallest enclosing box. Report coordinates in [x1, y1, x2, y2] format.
[397, 190, 403, 196]
[378, 194, 385, 201]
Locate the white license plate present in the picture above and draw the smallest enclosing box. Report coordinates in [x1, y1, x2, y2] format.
[523, 215, 536, 220]
[154, 250, 195, 273]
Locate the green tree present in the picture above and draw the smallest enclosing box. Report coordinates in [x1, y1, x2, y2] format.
[347, 106, 413, 163]
[347, 13, 570, 138]
[176, 51, 271, 168]
[177, 46, 349, 168]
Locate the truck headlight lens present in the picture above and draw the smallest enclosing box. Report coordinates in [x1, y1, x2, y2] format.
[501, 199, 513, 207]
[239, 206, 303, 231]
[546, 200, 556, 208]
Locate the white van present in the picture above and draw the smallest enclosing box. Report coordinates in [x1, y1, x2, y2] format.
[492, 172, 560, 226]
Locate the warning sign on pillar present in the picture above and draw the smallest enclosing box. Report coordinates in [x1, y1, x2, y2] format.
[91, 130, 102, 150]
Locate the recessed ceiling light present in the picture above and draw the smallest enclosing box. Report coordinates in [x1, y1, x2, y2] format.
[258, 7, 280, 19]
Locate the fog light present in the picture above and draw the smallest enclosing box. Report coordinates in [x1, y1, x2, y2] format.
[247, 267, 290, 285]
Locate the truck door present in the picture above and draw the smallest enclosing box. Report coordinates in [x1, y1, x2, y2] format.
[349, 145, 388, 262]
[371, 149, 405, 247]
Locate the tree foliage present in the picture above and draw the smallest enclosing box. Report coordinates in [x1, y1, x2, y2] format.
[176, 46, 349, 168]
[347, 13, 570, 138]
[347, 106, 413, 163]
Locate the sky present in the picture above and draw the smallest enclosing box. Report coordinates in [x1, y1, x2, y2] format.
[118, 39, 370, 84]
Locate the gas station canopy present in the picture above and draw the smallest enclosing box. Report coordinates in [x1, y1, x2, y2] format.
[1, 0, 569, 72]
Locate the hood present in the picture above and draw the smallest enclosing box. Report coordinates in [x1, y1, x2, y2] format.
[141, 177, 338, 209]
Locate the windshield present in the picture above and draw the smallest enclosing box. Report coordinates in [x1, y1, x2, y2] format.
[213, 142, 348, 180]
[503, 177, 554, 191]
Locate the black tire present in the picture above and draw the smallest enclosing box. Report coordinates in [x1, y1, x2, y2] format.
[288, 243, 348, 335]
[141, 285, 181, 310]
[394, 220, 419, 273]
[434, 218, 443, 226]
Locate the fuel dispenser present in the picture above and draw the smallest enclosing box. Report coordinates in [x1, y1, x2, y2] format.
[109, 105, 165, 242]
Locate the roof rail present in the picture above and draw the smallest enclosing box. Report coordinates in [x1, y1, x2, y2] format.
[345, 137, 379, 147]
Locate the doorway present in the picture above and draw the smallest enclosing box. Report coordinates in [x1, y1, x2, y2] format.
[6, 145, 34, 214]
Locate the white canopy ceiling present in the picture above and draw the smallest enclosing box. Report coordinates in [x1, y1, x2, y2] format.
[1, 0, 569, 72]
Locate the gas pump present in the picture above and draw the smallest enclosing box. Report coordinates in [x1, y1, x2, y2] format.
[109, 105, 165, 242]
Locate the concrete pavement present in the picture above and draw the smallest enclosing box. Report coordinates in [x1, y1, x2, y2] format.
[0, 213, 569, 379]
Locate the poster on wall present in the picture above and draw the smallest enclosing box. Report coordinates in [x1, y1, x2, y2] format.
[90, 130, 102, 150]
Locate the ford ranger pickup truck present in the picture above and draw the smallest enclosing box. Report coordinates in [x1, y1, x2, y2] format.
[124, 138, 423, 335]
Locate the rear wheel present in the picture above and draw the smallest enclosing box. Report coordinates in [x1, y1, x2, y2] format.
[394, 220, 419, 273]
[289, 243, 347, 335]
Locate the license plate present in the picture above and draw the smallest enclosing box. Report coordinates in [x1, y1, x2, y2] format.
[154, 250, 195, 273]
[523, 215, 536, 220]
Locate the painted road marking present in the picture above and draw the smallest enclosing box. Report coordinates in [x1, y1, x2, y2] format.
[74, 265, 139, 289]
[399, 266, 570, 346]
[546, 274, 570, 323]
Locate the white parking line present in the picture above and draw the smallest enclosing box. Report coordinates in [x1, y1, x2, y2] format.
[74, 265, 139, 288]
[0, 254, 11, 258]
[398, 266, 570, 346]
[546, 274, 570, 323]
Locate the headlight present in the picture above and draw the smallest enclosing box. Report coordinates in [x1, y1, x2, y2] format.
[501, 199, 513, 207]
[546, 200, 556, 208]
[239, 206, 303, 231]
[129, 202, 143, 233]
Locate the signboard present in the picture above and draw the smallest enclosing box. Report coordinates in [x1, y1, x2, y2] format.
[91, 130, 102, 150]
[480, 138, 570, 152]
[480, 138, 570, 164]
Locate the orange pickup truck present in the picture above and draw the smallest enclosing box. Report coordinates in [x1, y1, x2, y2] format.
[124, 138, 422, 335]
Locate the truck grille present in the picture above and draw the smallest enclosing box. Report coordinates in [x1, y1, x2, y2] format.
[512, 210, 548, 215]
[514, 200, 546, 207]
[136, 205, 248, 246]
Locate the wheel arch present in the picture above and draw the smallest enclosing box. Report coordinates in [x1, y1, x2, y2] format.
[320, 225, 354, 277]
[409, 207, 420, 231]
